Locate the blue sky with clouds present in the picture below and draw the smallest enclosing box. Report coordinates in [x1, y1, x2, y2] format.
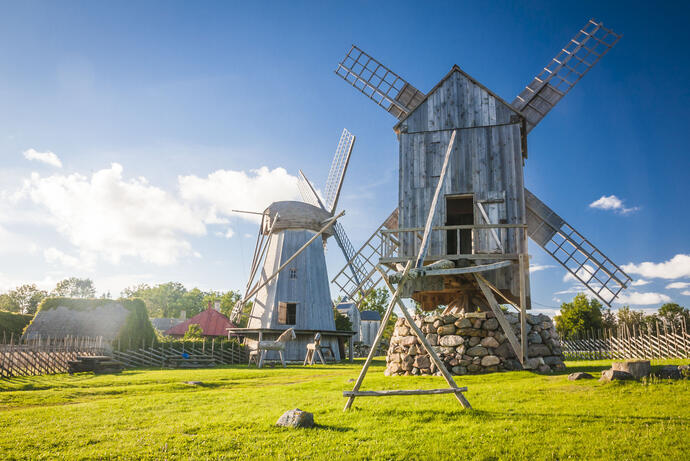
[1, 1, 688, 315]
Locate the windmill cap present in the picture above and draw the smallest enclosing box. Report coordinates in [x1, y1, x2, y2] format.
[262, 201, 335, 236]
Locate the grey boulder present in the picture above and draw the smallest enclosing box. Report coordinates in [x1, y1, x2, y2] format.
[276, 409, 315, 428]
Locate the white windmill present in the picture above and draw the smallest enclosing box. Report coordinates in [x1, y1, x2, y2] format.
[229, 129, 364, 362]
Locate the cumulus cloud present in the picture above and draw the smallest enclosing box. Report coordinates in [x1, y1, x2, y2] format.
[615, 291, 671, 305]
[23, 163, 205, 265]
[666, 281, 690, 289]
[529, 264, 554, 273]
[22, 148, 63, 168]
[622, 254, 690, 280]
[215, 228, 235, 239]
[43, 247, 82, 268]
[682, 290, 690, 296]
[631, 279, 650, 286]
[562, 264, 596, 283]
[589, 195, 638, 214]
[178, 166, 300, 223]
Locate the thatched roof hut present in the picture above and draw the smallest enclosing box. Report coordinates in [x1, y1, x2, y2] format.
[22, 298, 156, 346]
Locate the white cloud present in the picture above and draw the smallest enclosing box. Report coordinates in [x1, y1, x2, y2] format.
[529, 264, 554, 273]
[631, 279, 650, 286]
[622, 254, 690, 280]
[562, 264, 596, 283]
[681, 290, 690, 296]
[665, 281, 690, 289]
[23, 163, 205, 265]
[589, 194, 638, 214]
[178, 166, 300, 224]
[22, 148, 63, 168]
[215, 228, 235, 239]
[615, 291, 671, 305]
[43, 247, 83, 268]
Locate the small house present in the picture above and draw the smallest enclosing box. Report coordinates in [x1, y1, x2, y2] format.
[359, 310, 381, 346]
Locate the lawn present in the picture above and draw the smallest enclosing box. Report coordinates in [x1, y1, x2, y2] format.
[0, 359, 688, 460]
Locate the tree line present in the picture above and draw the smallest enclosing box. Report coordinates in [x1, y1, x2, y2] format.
[554, 293, 689, 339]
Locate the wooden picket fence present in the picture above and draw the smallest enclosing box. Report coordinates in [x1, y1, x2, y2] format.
[111, 339, 247, 368]
[561, 321, 690, 360]
[0, 335, 106, 379]
[0, 336, 248, 379]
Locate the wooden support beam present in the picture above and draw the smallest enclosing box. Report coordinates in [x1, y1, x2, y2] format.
[474, 274, 523, 364]
[518, 253, 528, 363]
[415, 130, 457, 268]
[344, 388, 468, 397]
[380, 270, 472, 409]
[344, 261, 413, 411]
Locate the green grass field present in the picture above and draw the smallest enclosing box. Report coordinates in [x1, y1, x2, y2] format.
[1, 359, 688, 460]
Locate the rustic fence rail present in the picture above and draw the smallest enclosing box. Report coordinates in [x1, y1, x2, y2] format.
[560, 322, 690, 360]
[111, 339, 247, 368]
[0, 335, 105, 379]
[1, 336, 248, 379]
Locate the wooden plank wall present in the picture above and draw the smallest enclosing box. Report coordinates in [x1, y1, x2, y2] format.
[248, 230, 336, 332]
[397, 70, 528, 297]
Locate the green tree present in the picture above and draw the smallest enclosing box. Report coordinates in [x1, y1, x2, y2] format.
[8, 284, 47, 315]
[52, 277, 96, 298]
[601, 308, 617, 330]
[333, 308, 352, 332]
[616, 306, 646, 330]
[658, 303, 689, 330]
[183, 323, 203, 339]
[356, 288, 390, 316]
[554, 293, 604, 339]
[0, 293, 21, 313]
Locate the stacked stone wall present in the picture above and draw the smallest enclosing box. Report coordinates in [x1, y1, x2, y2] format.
[385, 311, 565, 376]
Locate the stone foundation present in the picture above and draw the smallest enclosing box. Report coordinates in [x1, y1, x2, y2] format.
[385, 311, 565, 376]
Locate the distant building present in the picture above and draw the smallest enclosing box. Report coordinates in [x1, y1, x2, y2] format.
[150, 311, 186, 334]
[336, 301, 360, 342]
[165, 303, 236, 337]
[335, 301, 381, 346]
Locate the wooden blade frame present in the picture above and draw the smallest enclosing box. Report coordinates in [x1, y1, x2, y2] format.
[323, 128, 355, 214]
[335, 45, 425, 120]
[512, 19, 621, 132]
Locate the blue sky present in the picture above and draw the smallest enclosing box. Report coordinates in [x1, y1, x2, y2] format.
[1, 1, 688, 316]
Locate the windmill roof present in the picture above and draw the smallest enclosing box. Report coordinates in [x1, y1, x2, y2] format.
[165, 308, 236, 337]
[393, 65, 525, 133]
[262, 201, 335, 236]
[360, 310, 381, 321]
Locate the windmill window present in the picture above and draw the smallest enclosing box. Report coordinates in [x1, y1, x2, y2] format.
[278, 302, 297, 325]
[289, 268, 297, 279]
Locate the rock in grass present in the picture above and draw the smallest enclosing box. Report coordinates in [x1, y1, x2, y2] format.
[568, 372, 593, 381]
[276, 409, 314, 428]
[612, 360, 651, 379]
[599, 369, 635, 382]
[656, 365, 682, 380]
[183, 381, 203, 386]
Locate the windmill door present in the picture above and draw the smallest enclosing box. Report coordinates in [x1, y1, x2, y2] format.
[445, 195, 473, 256]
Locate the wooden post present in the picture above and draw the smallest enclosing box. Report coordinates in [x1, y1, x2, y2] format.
[518, 253, 528, 363]
[344, 261, 413, 411]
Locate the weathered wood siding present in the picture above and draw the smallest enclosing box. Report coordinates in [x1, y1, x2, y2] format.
[396, 69, 528, 298]
[248, 230, 336, 331]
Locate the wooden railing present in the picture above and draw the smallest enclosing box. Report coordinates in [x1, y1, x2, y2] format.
[379, 224, 526, 263]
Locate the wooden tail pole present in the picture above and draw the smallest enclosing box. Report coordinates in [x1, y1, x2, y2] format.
[415, 129, 457, 268]
[344, 260, 413, 411]
[379, 270, 472, 409]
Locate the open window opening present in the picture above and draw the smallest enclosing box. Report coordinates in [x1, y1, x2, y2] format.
[446, 195, 474, 255]
[278, 302, 297, 325]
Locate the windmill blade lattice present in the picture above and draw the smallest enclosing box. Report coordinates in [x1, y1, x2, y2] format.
[323, 128, 356, 214]
[335, 45, 425, 120]
[331, 209, 399, 302]
[525, 188, 631, 306]
[297, 170, 325, 209]
[512, 19, 621, 132]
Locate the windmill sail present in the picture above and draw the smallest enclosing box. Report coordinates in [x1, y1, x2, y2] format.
[335, 45, 425, 119]
[331, 209, 399, 302]
[524, 188, 631, 306]
[323, 128, 356, 214]
[512, 19, 621, 132]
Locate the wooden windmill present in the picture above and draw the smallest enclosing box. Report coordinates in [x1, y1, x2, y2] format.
[332, 19, 632, 409]
[228, 129, 360, 362]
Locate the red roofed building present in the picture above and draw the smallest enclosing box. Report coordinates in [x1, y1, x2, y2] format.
[165, 303, 236, 337]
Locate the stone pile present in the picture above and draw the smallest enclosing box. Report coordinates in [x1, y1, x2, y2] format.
[385, 311, 565, 376]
